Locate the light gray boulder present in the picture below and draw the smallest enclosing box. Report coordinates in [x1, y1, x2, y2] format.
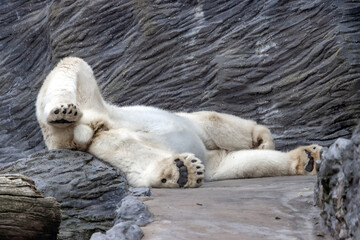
[315, 124, 360, 240]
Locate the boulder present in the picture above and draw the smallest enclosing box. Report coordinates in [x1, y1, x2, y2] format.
[91, 195, 153, 240]
[315, 124, 360, 239]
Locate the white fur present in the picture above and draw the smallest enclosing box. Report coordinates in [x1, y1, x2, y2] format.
[208, 150, 295, 181]
[36, 57, 318, 188]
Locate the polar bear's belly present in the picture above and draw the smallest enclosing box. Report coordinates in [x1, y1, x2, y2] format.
[160, 129, 206, 161]
[138, 121, 207, 161]
[110, 106, 207, 161]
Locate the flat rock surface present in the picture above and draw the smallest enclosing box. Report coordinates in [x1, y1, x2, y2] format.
[141, 176, 332, 240]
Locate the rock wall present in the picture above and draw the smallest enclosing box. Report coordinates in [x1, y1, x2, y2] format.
[0, 0, 359, 164]
[315, 124, 360, 240]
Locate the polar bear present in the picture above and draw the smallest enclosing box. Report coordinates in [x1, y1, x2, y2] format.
[36, 57, 321, 188]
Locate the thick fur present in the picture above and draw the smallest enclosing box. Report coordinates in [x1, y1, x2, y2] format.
[36, 57, 318, 188]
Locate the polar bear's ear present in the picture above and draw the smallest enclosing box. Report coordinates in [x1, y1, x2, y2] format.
[304, 149, 315, 172]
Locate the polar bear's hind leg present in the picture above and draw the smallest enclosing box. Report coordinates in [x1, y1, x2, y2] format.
[252, 124, 274, 149]
[36, 57, 105, 149]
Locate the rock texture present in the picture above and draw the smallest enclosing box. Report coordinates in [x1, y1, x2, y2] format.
[0, 150, 129, 240]
[315, 125, 360, 240]
[0, 0, 359, 165]
[91, 195, 153, 240]
[0, 174, 61, 240]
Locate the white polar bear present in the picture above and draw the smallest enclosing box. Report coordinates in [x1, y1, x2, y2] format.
[36, 57, 322, 188]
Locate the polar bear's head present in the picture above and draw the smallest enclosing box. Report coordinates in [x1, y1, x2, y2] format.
[295, 144, 322, 175]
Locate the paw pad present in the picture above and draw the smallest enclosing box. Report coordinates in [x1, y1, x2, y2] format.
[48, 103, 81, 125]
[175, 159, 188, 187]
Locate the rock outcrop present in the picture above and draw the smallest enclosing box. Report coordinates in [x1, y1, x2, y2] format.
[0, 150, 129, 240]
[0, 0, 359, 165]
[91, 195, 153, 240]
[315, 124, 360, 240]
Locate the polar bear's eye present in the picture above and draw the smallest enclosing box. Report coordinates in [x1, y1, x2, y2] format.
[312, 146, 316, 150]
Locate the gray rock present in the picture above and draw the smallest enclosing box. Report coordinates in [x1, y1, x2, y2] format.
[1, 0, 359, 165]
[315, 124, 360, 240]
[90, 222, 143, 240]
[129, 186, 152, 197]
[91, 196, 153, 240]
[0, 149, 128, 240]
[115, 195, 153, 226]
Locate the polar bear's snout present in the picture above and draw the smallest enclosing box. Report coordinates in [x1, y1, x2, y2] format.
[304, 150, 315, 172]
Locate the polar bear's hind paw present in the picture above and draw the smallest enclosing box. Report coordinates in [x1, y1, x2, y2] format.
[180, 154, 204, 188]
[158, 154, 204, 188]
[174, 159, 188, 187]
[47, 103, 81, 125]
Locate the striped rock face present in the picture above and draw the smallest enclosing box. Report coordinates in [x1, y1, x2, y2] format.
[0, 0, 359, 164]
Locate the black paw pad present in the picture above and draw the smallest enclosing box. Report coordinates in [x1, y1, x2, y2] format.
[175, 159, 184, 168]
[175, 159, 188, 188]
[51, 119, 73, 124]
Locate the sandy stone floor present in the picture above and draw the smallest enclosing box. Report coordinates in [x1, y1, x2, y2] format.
[141, 176, 333, 240]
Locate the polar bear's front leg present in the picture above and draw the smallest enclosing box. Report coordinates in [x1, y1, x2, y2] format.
[142, 153, 205, 188]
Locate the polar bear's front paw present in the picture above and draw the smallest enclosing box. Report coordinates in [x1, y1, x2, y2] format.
[47, 103, 82, 126]
[159, 154, 205, 188]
